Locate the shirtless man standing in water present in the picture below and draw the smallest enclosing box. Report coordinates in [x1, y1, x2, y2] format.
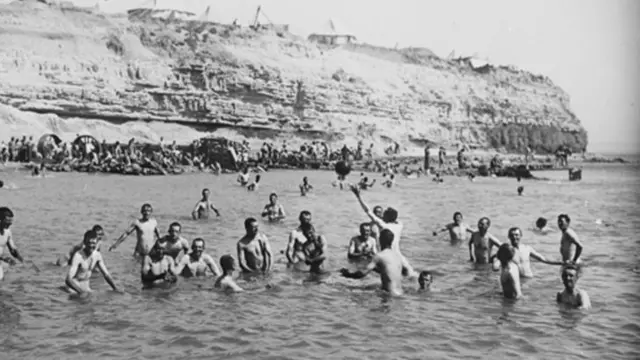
[214, 255, 244, 292]
[58, 225, 105, 266]
[174, 238, 221, 277]
[109, 203, 160, 257]
[0, 207, 24, 281]
[494, 243, 522, 299]
[433, 211, 473, 244]
[261, 193, 286, 222]
[141, 242, 177, 288]
[350, 185, 418, 278]
[155, 222, 190, 261]
[340, 229, 405, 296]
[468, 217, 502, 264]
[500, 227, 562, 277]
[557, 214, 584, 264]
[191, 188, 221, 220]
[237, 217, 273, 274]
[557, 264, 591, 309]
[65, 230, 119, 294]
[286, 211, 313, 266]
[301, 225, 327, 274]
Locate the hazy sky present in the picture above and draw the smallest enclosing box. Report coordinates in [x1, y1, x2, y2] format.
[81, 0, 640, 152]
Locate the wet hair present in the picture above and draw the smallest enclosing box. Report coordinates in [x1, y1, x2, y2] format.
[220, 254, 235, 271]
[83, 230, 98, 243]
[508, 227, 521, 238]
[479, 217, 491, 226]
[419, 271, 433, 281]
[169, 222, 181, 231]
[269, 192, 278, 200]
[536, 217, 547, 229]
[298, 210, 311, 222]
[92, 224, 104, 233]
[192, 238, 205, 248]
[379, 229, 394, 249]
[244, 217, 257, 229]
[202, 188, 210, 194]
[496, 243, 514, 266]
[383, 207, 398, 222]
[359, 222, 371, 232]
[373, 206, 383, 214]
[141, 203, 152, 212]
[453, 211, 462, 220]
[0, 207, 13, 220]
[562, 263, 582, 278]
[558, 214, 571, 223]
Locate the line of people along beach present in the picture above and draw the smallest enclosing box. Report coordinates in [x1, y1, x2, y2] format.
[0, 168, 590, 310]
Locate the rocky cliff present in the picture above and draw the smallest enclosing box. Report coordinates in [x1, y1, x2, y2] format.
[0, 1, 588, 154]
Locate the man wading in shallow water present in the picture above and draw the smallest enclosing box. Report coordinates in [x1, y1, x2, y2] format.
[141, 242, 177, 289]
[558, 214, 584, 264]
[468, 217, 501, 264]
[65, 230, 120, 295]
[191, 188, 221, 220]
[237, 217, 273, 275]
[349, 185, 418, 278]
[497, 227, 562, 278]
[0, 207, 24, 281]
[557, 264, 591, 309]
[174, 238, 221, 278]
[110, 203, 161, 257]
[433, 211, 473, 244]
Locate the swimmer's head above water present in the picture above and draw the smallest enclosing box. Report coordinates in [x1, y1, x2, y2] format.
[201, 188, 210, 200]
[453, 211, 463, 224]
[359, 222, 371, 238]
[220, 255, 236, 273]
[508, 227, 522, 248]
[83, 230, 99, 253]
[140, 203, 153, 220]
[557, 214, 571, 231]
[167, 222, 182, 240]
[373, 206, 383, 219]
[191, 238, 205, 256]
[561, 263, 582, 290]
[496, 243, 515, 267]
[298, 210, 312, 228]
[536, 217, 548, 230]
[244, 217, 259, 236]
[477, 217, 491, 233]
[269, 193, 278, 204]
[418, 271, 433, 290]
[379, 229, 394, 250]
[382, 207, 398, 223]
[92, 225, 105, 241]
[0, 207, 13, 229]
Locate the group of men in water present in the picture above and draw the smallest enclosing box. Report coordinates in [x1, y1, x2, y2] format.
[0, 170, 590, 309]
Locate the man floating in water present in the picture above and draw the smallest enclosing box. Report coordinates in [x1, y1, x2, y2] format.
[495, 243, 522, 299]
[350, 185, 418, 278]
[109, 203, 161, 257]
[0, 207, 24, 281]
[300, 176, 313, 196]
[501, 227, 563, 278]
[261, 193, 286, 222]
[558, 214, 584, 264]
[237, 217, 273, 275]
[141, 242, 177, 289]
[174, 238, 221, 277]
[191, 188, 221, 220]
[347, 223, 377, 261]
[214, 255, 244, 292]
[65, 230, 120, 294]
[557, 264, 591, 309]
[468, 217, 501, 264]
[340, 229, 405, 296]
[433, 211, 473, 244]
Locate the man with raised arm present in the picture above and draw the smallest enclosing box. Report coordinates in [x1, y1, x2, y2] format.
[349, 185, 418, 277]
[174, 238, 221, 277]
[0, 207, 24, 280]
[109, 203, 160, 257]
[558, 214, 584, 264]
[66, 230, 119, 294]
[433, 211, 473, 244]
[340, 229, 404, 296]
[468, 217, 501, 264]
[500, 227, 563, 277]
[237, 217, 273, 274]
[192, 188, 221, 220]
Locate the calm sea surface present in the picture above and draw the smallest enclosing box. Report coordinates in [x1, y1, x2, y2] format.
[0, 163, 639, 360]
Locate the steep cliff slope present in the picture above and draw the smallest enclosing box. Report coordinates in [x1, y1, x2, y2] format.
[0, 1, 588, 153]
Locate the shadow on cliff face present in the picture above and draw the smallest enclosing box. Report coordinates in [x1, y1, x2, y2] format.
[485, 124, 588, 154]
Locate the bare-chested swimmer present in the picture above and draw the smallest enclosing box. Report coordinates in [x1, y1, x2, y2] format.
[557, 264, 591, 309]
[418, 271, 433, 290]
[358, 176, 376, 190]
[347, 223, 377, 261]
[65, 230, 119, 294]
[495, 243, 522, 299]
[301, 225, 327, 274]
[340, 229, 404, 296]
[497, 227, 562, 278]
[141, 242, 177, 288]
[300, 176, 313, 196]
[174, 238, 221, 277]
[433, 212, 473, 244]
[286, 211, 313, 265]
[57, 225, 105, 266]
[468, 217, 501, 264]
[350, 185, 418, 278]
[237, 168, 250, 186]
[558, 214, 584, 264]
[237, 217, 273, 274]
[109, 203, 160, 257]
[261, 193, 286, 222]
[155, 222, 190, 261]
[0, 207, 24, 280]
[369, 205, 383, 244]
[214, 255, 243, 292]
[192, 188, 221, 220]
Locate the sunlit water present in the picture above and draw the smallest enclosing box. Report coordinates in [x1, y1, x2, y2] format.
[1, 163, 639, 360]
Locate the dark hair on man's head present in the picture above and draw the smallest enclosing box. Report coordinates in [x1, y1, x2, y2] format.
[0, 207, 14, 220]
[299, 210, 311, 222]
[92, 224, 103, 232]
[169, 222, 181, 230]
[383, 207, 398, 222]
[83, 230, 98, 242]
[453, 211, 462, 219]
[536, 217, 547, 229]
[244, 217, 257, 228]
[379, 229, 395, 249]
[558, 214, 571, 223]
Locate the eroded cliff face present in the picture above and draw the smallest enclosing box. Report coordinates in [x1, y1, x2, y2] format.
[0, 2, 588, 154]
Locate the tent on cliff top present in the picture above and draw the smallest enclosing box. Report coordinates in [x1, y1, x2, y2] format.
[308, 18, 356, 45]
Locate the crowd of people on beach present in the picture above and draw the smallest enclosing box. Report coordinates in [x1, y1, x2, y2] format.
[0, 161, 590, 310]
